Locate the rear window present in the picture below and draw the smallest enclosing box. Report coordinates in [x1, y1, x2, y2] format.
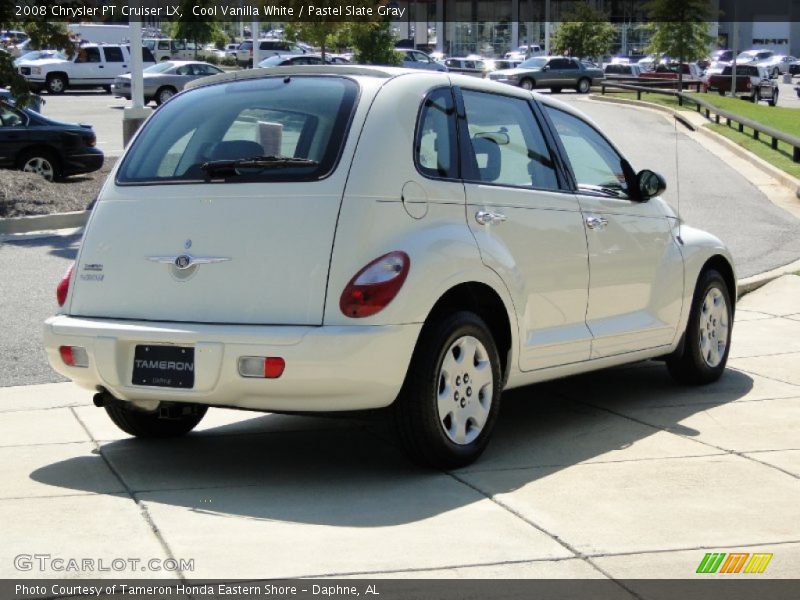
[116, 76, 359, 185]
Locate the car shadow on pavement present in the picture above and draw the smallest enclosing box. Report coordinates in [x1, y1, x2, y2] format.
[3, 233, 81, 260]
[28, 364, 756, 527]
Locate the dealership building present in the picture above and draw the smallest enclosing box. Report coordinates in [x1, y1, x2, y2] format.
[388, 0, 800, 58]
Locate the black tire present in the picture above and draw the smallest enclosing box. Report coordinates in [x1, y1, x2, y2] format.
[155, 86, 177, 105]
[392, 311, 503, 469]
[576, 77, 591, 94]
[768, 90, 778, 107]
[520, 78, 534, 91]
[752, 89, 760, 103]
[717, 89, 725, 96]
[667, 269, 733, 385]
[18, 149, 60, 182]
[105, 401, 207, 438]
[45, 73, 67, 94]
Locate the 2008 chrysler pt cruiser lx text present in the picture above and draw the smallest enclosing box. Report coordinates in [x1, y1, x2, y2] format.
[44, 66, 735, 468]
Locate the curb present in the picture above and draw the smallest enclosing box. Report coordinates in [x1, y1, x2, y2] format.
[737, 258, 800, 297]
[589, 94, 800, 200]
[0, 210, 89, 236]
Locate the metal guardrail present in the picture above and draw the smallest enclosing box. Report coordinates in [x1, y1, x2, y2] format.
[600, 81, 800, 163]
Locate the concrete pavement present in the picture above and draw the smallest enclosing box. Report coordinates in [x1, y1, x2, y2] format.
[1, 276, 799, 581]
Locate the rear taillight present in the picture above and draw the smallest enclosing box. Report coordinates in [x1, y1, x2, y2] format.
[56, 263, 75, 307]
[59, 345, 89, 368]
[238, 356, 285, 379]
[340, 251, 410, 318]
[86, 135, 96, 147]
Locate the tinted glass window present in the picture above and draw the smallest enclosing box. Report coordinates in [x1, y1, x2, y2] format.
[103, 47, 124, 62]
[0, 103, 25, 127]
[562, 59, 579, 70]
[117, 76, 358, 184]
[462, 90, 558, 191]
[545, 107, 627, 194]
[415, 87, 457, 179]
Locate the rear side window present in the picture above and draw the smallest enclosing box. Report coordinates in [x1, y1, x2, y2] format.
[414, 88, 457, 179]
[461, 90, 558, 191]
[117, 76, 359, 184]
[103, 47, 124, 62]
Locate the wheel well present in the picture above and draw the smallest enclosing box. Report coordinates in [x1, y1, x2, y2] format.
[46, 71, 68, 82]
[16, 145, 59, 167]
[703, 255, 736, 310]
[425, 283, 513, 381]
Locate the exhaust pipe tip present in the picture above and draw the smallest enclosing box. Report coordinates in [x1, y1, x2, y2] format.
[92, 391, 109, 408]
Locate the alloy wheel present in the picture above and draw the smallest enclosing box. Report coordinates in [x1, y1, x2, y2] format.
[23, 157, 55, 181]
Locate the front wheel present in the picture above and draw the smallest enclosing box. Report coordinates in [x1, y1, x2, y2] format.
[576, 78, 591, 93]
[667, 269, 733, 385]
[45, 74, 67, 94]
[520, 78, 534, 91]
[393, 312, 503, 468]
[105, 401, 207, 438]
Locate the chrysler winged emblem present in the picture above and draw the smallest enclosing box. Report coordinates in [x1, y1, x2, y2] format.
[147, 254, 230, 270]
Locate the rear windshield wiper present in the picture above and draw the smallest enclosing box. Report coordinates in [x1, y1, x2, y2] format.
[201, 155, 319, 177]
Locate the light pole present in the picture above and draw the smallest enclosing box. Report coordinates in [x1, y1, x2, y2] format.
[122, 3, 149, 147]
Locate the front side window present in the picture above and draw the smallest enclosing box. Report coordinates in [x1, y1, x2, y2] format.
[545, 106, 627, 195]
[414, 87, 457, 179]
[117, 76, 358, 184]
[461, 90, 558, 191]
[75, 47, 101, 63]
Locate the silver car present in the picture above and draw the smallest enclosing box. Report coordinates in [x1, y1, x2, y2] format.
[112, 61, 224, 106]
[489, 56, 604, 93]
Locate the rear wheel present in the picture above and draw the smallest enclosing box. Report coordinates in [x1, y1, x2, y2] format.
[19, 149, 59, 182]
[393, 311, 502, 468]
[768, 89, 778, 107]
[667, 269, 732, 384]
[155, 86, 177, 105]
[520, 78, 534, 91]
[752, 88, 760, 103]
[576, 77, 591, 93]
[105, 401, 207, 438]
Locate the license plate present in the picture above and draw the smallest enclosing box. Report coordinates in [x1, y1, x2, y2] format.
[133, 345, 194, 389]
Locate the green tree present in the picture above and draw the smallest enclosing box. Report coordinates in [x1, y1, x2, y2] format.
[170, 0, 223, 58]
[350, 20, 400, 65]
[551, 3, 616, 60]
[0, 0, 76, 107]
[282, 1, 399, 64]
[646, 0, 713, 90]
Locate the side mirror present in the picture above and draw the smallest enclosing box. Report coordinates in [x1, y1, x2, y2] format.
[636, 169, 667, 201]
[542, 65, 549, 71]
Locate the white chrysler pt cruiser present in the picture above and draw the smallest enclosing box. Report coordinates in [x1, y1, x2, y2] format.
[44, 66, 735, 468]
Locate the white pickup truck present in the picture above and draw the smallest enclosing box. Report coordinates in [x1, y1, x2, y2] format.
[18, 44, 156, 94]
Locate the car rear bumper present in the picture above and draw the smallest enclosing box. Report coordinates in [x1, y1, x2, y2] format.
[43, 315, 421, 412]
[63, 149, 104, 176]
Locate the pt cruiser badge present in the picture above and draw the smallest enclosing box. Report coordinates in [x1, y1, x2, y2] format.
[146, 254, 231, 270]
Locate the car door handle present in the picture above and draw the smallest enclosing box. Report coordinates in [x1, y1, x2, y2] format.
[585, 215, 608, 230]
[475, 210, 507, 226]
